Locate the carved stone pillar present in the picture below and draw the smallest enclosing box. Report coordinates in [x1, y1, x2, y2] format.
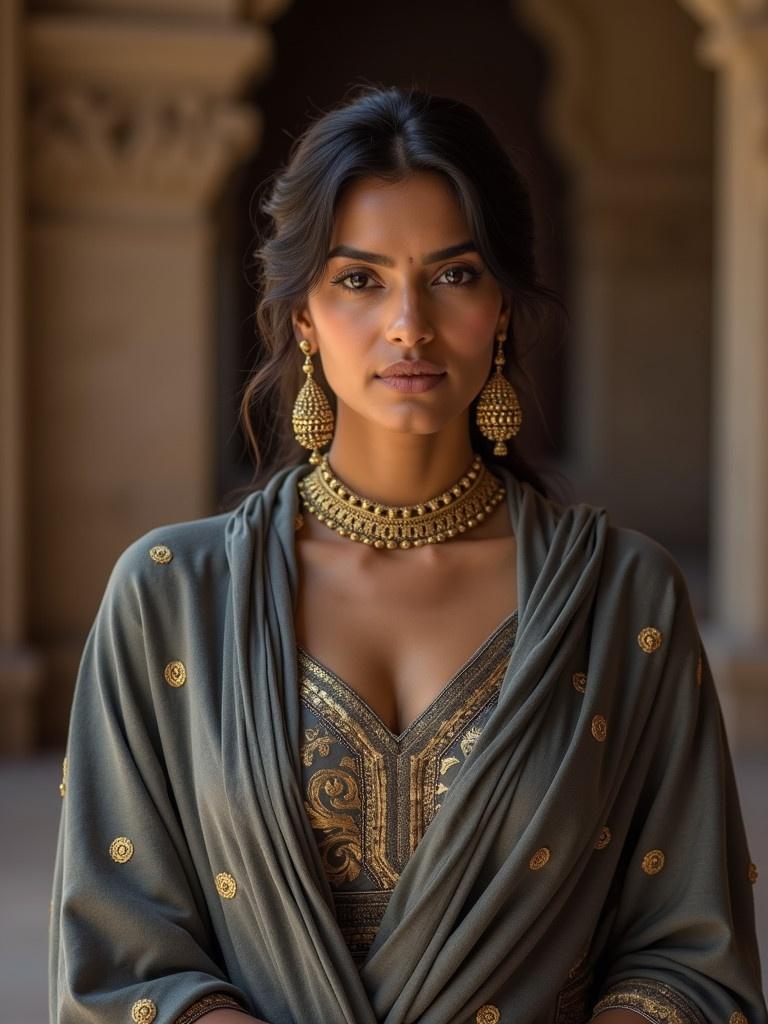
[678, 0, 768, 745]
[19, 0, 292, 747]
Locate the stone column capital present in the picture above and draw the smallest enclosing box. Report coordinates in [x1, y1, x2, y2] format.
[26, 11, 278, 215]
[680, 0, 768, 195]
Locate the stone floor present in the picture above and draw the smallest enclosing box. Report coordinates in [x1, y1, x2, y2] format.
[2, 752, 766, 1024]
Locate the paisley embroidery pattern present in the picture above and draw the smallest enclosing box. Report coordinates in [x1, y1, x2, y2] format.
[297, 610, 519, 962]
[302, 759, 364, 885]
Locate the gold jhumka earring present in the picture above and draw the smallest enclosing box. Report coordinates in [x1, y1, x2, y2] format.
[475, 330, 522, 456]
[291, 339, 335, 465]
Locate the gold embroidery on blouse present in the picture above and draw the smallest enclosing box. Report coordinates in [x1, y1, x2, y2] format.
[298, 670, 399, 888]
[300, 726, 338, 767]
[572, 672, 587, 693]
[595, 826, 612, 849]
[297, 613, 516, 893]
[530, 847, 551, 870]
[591, 714, 607, 742]
[729, 1012, 748, 1024]
[303, 760, 364, 885]
[435, 725, 486, 804]
[148, 544, 172, 564]
[460, 723, 484, 757]
[173, 993, 243, 1024]
[109, 836, 134, 863]
[164, 660, 186, 687]
[637, 626, 663, 653]
[593, 977, 707, 1024]
[59, 756, 68, 797]
[215, 872, 237, 899]
[476, 1005, 501, 1024]
[131, 998, 157, 1023]
[332, 889, 393, 964]
[641, 848, 666, 875]
[748, 861, 758, 884]
[412, 659, 508, 846]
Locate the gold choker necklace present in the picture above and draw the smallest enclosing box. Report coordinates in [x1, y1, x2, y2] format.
[296, 453, 506, 549]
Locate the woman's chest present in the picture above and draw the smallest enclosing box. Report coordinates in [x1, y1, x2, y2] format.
[293, 536, 518, 736]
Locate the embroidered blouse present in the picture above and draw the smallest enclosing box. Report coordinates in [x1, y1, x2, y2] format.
[296, 609, 519, 964]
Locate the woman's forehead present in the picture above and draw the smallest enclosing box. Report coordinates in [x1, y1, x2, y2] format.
[330, 174, 471, 252]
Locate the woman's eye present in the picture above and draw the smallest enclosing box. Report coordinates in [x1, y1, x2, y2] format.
[437, 265, 481, 286]
[331, 270, 377, 291]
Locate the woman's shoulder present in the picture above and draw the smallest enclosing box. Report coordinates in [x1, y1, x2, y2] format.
[104, 506, 235, 603]
[596, 515, 698, 631]
[605, 520, 687, 582]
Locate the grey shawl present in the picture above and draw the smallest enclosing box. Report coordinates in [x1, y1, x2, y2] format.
[49, 462, 767, 1024]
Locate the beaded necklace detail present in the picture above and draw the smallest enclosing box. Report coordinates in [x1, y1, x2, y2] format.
[296, 453, 506, 549]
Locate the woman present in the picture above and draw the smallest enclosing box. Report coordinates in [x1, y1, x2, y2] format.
[49, 86, 766, 1024]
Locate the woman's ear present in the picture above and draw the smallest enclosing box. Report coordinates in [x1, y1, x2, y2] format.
[498, 294, 513, 337]
[292, 305, 314, 344]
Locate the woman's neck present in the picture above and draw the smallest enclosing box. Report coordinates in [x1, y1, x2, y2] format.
[324, 436, 478, 508]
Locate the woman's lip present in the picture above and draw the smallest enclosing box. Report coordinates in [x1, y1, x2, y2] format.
[375, 373, 446, 393]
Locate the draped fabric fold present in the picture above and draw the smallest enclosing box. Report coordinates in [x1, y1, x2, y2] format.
[50, 462, 767, 1024]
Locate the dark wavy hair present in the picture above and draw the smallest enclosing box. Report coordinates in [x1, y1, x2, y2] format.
[229, 83, 569, 506]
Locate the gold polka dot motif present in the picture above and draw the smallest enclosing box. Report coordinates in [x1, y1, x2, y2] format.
[215, 871, 237, 899]
[163, 660, 187, 688]
[529, 847, 551, 871]
[591, 715, 607, 742]
[637, 626, 663, 653]
[572, 672, 587, 693]
[109, 836, 134, 863]
[595, 826, 612, 850]
[148, 544, 172, 564]
[729, 1012, 748, 1024]
[131, 997, 157, 1023]
[748, 862, 758, 884]
[641, 849, 665, 875]
[476, 1004, 501, 1024]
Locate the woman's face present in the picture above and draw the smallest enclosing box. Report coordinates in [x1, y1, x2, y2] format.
[293, 170, 510, 439]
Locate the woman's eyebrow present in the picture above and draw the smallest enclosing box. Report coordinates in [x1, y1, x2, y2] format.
[326, 241, 478, 266]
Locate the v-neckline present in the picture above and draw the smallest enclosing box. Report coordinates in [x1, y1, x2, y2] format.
[296, 607, 519, 744]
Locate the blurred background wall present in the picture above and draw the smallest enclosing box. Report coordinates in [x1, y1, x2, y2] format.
[1, 2, 767, 1020]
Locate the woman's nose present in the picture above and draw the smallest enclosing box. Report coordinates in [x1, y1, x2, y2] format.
[384, 284, 435, 346]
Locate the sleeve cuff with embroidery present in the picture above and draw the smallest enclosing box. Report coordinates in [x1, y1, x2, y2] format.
[592, 978, 715, 1024]
[174, 991, 249, 1023]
